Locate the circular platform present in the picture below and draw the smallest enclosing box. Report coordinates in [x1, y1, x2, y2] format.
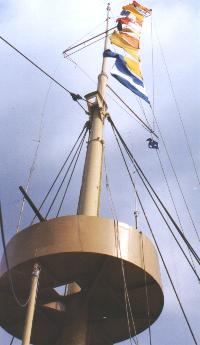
[0, 215, 164, 344]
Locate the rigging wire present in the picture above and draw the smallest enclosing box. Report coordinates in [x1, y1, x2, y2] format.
[137, 15, 200, 243]
[140, 233, 152, 345]
[9, 336, 15, 345]
[109, 95, 153, 135]
[154, 148, 198, 275]
[137, 100, 199, 273]
[110, 120, 200, 281]
[108, 124, 199, 345]
[137, 98, 154, 134]
[0, 203, 30, 308]
[122, 255, 139, 345]
[104, 156, 141, 345]
[108, 117, 200, 266]
[128, 144, 139, 230]
[45, 126, 88, 218]
[150, 14, 155, 115]
[30, 122, 88, 224]
[64, 35, 107, 58]
[141, 26, 200, 243]
[16, 109, 44, 232]
[154, 23, 200, 187]
[137, 165, 200, 281]
[16, 63, 61, 232]
[107, 85, 158, 138]
[67, 56, 96, 84]
[151, 106, 200, 242]
[64, 19, 108, 52]
[65, 54, 157, 136]
[111, 118, 200, 264]
[63, 26, 116, 54]
[65, 54, 157, 138]
[56, 128, 88, 216]
[137, 194, 198, 345]
[0, 35, 88, 114]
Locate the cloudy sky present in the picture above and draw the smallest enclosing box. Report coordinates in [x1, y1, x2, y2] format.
[0, 0, 200, 344]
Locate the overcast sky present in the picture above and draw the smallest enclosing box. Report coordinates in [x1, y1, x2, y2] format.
[0, 0, 200, 344]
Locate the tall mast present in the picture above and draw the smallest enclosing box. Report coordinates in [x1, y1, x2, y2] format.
[98, 2, 111, 97]
[77, 3, 111, 216]
[57, 6, 112, 345]
[0, 3, 164, 345]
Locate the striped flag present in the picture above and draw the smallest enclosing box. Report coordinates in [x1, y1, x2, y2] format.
[104, 49, 149, 103]
[108, 1, 151, 103]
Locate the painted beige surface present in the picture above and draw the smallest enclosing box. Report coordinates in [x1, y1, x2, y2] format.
[0, 215, 163, 344]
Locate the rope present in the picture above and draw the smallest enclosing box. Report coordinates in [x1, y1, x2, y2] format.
[111, 122, 199, 280]
[109, 118, 200, 274]
[139, 200, 199, 345]
[155, 147, 199, 274]
[136, 167, 200, 280]
[0, 203, 30, 308]
[151, 107, 200, 242]
[121, 252, 138, 345]
[16, 63, 59, 232]
[104, 156, 118, 221]
[109, 117, 200, 266]
[63, 19, 107, 51]
[154, 25, 200, 187]
[121, 259, 139, 345]
[64, 35, 107, 58]
[0, 35, 88, 114]
[155, 150, 199, 275]
[137, 97, 154, 134]
[9, 337, 15, 345]
[65, 56, 158, 136]
[16, 112, 44, 232]
[45, 127, 88, 218]
[108, 125, 198, 345]
[63, 26, 116, 54]
[137, 98, 198, 274]
[107, 85, 158, 138]
[147, 19, 200, 242]
[56, 128, 88, 216]
[104, 156, 140, 345]
[140, 233, 152, 345]
[30, 122, 88, 224]
[150, 14, 155, 114]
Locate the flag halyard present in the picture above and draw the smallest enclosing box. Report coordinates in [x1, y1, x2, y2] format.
[107, 1, 151, 104]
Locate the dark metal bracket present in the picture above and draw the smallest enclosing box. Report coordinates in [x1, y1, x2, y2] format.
[19, 186, 45, 222]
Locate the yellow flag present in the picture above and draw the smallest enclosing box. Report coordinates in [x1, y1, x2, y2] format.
[110, 31, 140, 61]
[132, 1, 152, 16]
[122, 4, 144, 25]
[122, 27, 140, 39]
[124, 56, 142, 79]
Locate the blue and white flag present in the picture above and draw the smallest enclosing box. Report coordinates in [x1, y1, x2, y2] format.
[104, 49, 149, 103]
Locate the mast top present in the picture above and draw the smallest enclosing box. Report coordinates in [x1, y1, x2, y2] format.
[107, 3, 111, 11]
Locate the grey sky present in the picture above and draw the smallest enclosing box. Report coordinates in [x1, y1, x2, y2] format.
[0, 0, 200, 344]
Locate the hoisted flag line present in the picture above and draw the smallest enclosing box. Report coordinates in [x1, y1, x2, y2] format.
[106, 1, 152, 104]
